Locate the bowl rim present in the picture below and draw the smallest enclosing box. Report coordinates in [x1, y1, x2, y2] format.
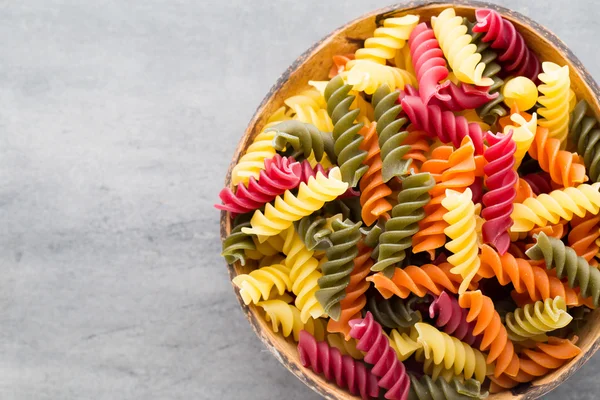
[220, 1, 600, 399]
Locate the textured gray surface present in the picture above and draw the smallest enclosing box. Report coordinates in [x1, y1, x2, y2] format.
[1, 0, 599, 399]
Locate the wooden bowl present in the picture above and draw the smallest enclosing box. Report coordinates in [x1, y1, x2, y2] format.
[220, 1, 600, 398]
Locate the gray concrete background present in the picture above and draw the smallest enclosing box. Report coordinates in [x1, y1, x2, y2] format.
[1, 0, 598, 399]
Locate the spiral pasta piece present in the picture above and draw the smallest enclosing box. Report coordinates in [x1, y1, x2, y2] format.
[326, 333, 364, 360]
[528, 124, 587, 188]
[216, 155, 302, 216]
[316, 219, 362, 320]
[526, 232, 600, 307]
[568, 214, 600, 262]
[401, 95, 485, 155]
[280, 226, 325, 322]
[221, 221, 255, 266]
[367, 262, 465, 299]
[358, 121, 393, 225]
[284, 88, 334, 132]
[356, 15, 419, 65]
[232, 263, 291, 305]
[349, 312, 410, 400]
[488, 336, 581, 392]
[373, 173, 435, 273]
[326, 242, 372, 338]
[472, 9, 541, 80]
[242, 167, 349, 238]
[294, 213, 336, 252]
[412, 322, 488, 383]
[408, 22, 450, 104]
[505, 296, 573, 341]
[443, 188, 481, 294]
[409, 374, 489, 400]
[345, 60, 418, 95]
[368, 293, 424, 330]
[503, 112, 536, 169]
[258, 300, 323, 341]
[325, 76, 368, 186]
[510, 183, 600, 232]
[298, 331, 379, 399]
[297, 160, 359, 199]
[372, 84, 412, 182]
[412, 139, 477, 258]
[482, 131, 517, 254]
[431, 8, 493, 87]
[478, 244, 585, 307]
[458, 291, 519, 377]
[387, 329, 423, 362]
[231, 107, 290, 186]
[429, 291, 479, 346]
[569, 99, 600, 182]
[270, 120, 336, 164]
[537, 62, 571, 145]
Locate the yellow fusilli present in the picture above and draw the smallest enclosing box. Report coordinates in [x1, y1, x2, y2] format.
[431, 8, 493, 87]
[285, 88, 334, 133]
[412, 322, 488, 383]
[242, 167, 348, 239]
[510, 183, 600, 232]
[505, 297, 573, 342]
[355, 15, 420, 65]
[503, 112, 536, 169]
[280, 226, 325, 323]
[442, 188, 480, 294]
[257, 300, 324, 341]
[343, 60, 417, 95]
[387, 329, 423, 361]
[232, 263, 291, 305]
[538, 62, 571, 146]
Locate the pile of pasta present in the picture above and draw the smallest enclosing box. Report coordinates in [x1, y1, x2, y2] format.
[217, 7, 600, 400]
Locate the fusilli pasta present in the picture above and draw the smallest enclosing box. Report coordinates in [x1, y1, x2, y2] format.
[443, 188, 481, 294]
[431, 8, 493, 87]
[242, 167, 348, 239]
[412, 322, 488, 383]
[526, 232, 600, 307]
[537, 62, 571, 146]
[505, 296, 573, 342]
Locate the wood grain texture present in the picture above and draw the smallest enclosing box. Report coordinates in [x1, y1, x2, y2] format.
[220, 1, 600, 399]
